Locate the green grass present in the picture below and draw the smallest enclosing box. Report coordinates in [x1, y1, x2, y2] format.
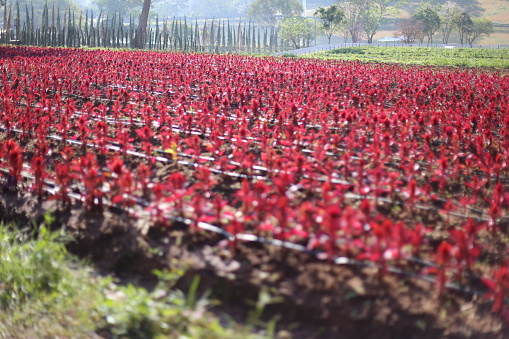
[0, 220, 274, 339]
[0, 224, 101, 338]
[306, 46, 509, 68]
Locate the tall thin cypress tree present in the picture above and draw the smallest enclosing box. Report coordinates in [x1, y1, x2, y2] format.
[209, 18, 214, 51]
[194, 19, 199, 51]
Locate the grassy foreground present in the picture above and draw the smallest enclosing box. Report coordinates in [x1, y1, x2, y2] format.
[0, 219, 273, 339]
[306, 46, 509, 68]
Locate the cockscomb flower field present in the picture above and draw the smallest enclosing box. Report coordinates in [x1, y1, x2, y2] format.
[1, 45, 509, 336]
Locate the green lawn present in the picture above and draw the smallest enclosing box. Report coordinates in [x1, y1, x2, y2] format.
[305, 46, 509, 68]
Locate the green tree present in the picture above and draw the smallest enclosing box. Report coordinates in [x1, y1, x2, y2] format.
[454, 11, 472, 45]
[339, 0, 365, 43]
[361, 9, 383, 44]
[247, 0, 302, 31]
[439, 0, 462, 44]
[465, 17, 493, 46]
[413, 5, 441, 44]
[339, 0, 405, 44]
[314, 5, 344, 44]
[280, 16, 315, 48]
[363, 0, 404, 44]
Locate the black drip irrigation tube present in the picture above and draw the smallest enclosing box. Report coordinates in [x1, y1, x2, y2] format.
[1, 102, 508, 300]
[0, 163, 493, 300]
[5, 91, 508, 167]
[0, 120, 509, 228]
[10, 156, 504, 263]
[2, 123, 507, 225]
[5, 94, 509, 187]
[1, 130, 506, 312]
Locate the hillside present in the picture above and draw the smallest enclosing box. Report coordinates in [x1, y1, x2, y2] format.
[466, 0, 509, 23]
[308, 0, 509, 23]
[399, 0, 509, 24]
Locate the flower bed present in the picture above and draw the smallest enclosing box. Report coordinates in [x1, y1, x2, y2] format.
[1, 46, 508, 336]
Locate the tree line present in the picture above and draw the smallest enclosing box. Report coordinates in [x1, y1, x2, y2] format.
[0, 0, 497, 50]
[248, 0, 494, 48]
[396, 1, 493, 46]
[0, 1, 294, 52]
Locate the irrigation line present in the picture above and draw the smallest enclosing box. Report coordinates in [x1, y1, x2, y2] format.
[46, 134, 509, 222]
[0, 125, 268, 182]
[8, 111, 508, 208]
[2, 97, 509, 223]
[5, 96, 509, 187]
[0, 164, 498, 301]
[1, 162, 500, 282]
[4, 126, 509, 226]
[2, 70, 506, 302]
[64, 108, 509, 185]
[135, 206, 490, 298]
[2, 123, 508, 224]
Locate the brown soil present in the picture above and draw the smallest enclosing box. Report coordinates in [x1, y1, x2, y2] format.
[0, 190, 506, 339]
